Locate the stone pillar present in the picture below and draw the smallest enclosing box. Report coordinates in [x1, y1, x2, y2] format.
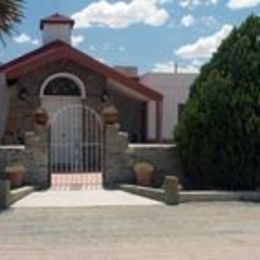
[104, 124, 134, 188]
[163, 176, 180, 205]
[23, 128, 49, 189]
[0, 180, 10, 208]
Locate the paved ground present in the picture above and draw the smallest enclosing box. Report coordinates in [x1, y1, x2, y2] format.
[12, 190, 161, 207]
[51, 173, 103, 190]
[1, 202, 260, 260]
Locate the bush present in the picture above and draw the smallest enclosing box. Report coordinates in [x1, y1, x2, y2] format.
[174, 15, 260, 190]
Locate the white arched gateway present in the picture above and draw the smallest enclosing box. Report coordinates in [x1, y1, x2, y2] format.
[40, 72, 86, 121]
[40, 73, 103, 189]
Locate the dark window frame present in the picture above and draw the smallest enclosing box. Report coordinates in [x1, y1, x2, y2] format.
[44, 77, 81, 96]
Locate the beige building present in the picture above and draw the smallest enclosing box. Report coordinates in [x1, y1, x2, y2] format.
[0, 13, 198, 146]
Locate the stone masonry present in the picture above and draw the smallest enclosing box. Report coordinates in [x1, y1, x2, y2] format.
[129, 144, 182, 187]
[0, 128, 48, 189]
[23, 129, 48, 188]
[0, 146, 25, 176]
[104, 124, 182, 188]
[4, 59, 146, 144]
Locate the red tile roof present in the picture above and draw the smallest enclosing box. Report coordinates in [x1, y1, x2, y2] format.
[40, 13, 75, 30]
[0, 41, 163, 101]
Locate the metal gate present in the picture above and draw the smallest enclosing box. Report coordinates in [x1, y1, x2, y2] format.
[49, 104, 103, 190]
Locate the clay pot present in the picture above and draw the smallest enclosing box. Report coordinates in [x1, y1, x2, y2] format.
[102, 105, 118, 125]
[135, 170, 153, 186]
[134, 162, 154, 186]
[34, 107, 48, 126]
[5, 165, 25, 188]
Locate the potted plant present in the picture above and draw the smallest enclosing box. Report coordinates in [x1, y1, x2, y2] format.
[34, 107, 48, 126]
[5, 162, 25, 188]
[102, 105, 118, 124]
[133, 162, 155, 186]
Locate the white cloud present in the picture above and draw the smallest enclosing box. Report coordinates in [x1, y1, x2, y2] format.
[31, 39, 40, 45]
[181, 14, 195, 27]
[153, 59, 203, 73]
[179, 0, 218, 8]
[71, 0, 169, 29]
[97, 57, 105, 63]
[210, 0, 218, 4]
[96, 57, 110, 65]
[201, 16, 217, 26]
[118, 46, 126, 52]
[176, 24, 233, 59]
[228, 0, 260, 9]
[179, 0, 200, 8]
[14, 33, 31, 44]
[157, 0, 173, 4]
[13, 33, 39, 45]
[89, 45, 97, 51]
[72, 35, 85, 47]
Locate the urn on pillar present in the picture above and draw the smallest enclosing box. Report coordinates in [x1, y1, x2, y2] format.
[102, 105, 118, 125]
[34, 107, 49, 126]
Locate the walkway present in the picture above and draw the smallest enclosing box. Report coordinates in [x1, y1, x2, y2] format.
[12, 189, 162, 208]
[51, 173, 103, 190]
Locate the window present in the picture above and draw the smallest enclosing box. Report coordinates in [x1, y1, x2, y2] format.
[43, 77, 81, 96]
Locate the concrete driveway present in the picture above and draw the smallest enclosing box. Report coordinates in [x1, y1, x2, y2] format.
[0, 202, 260, 260]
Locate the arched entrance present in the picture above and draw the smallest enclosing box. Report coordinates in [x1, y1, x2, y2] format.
[41, 73, 103, 189]
[49, 105, 103, 189]
[40, 72, 86, 123]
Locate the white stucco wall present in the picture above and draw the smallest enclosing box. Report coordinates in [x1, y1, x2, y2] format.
[0, 74, 10, 140]
[140, 72, 198, 141]
[42, 24, 72, 45]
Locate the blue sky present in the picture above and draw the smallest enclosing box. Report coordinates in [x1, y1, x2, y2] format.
[1, 0, 260, 74]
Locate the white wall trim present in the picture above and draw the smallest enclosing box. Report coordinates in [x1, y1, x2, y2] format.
[40, 72, 86, 99]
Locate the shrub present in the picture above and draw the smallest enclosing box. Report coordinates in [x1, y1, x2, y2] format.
[174, 15, 260, 190]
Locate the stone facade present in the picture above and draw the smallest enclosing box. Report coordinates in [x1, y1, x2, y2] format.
[23, 130, 49, 188]
[104, 125, 135, 188]
[0, 180, 10, 208]
[104, 124, 182, 188]
[3, 59, 146, 144]
[0, 123, 181, 190]
[129, 144, 182, 187]
[0, 129, 48, 189]
[0, 146, 25, 175]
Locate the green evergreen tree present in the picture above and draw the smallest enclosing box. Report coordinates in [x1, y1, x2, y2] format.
[174, 15, 260, 190]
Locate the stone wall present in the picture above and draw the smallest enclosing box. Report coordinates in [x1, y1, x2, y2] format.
[4, 59, 106, 143]
[0, 146, 25, 175]
[1, 124, 181, 189]
[4, 59, 146, 144]
[0, 129, 48, 189]
[129, 144, 182, 187]
[23, 130, 48, 188]
[104, 124, 182, 188]
[104, 125, 134, 187]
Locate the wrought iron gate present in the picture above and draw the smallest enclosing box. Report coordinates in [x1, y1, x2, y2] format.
[49, 104, 103, 189]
